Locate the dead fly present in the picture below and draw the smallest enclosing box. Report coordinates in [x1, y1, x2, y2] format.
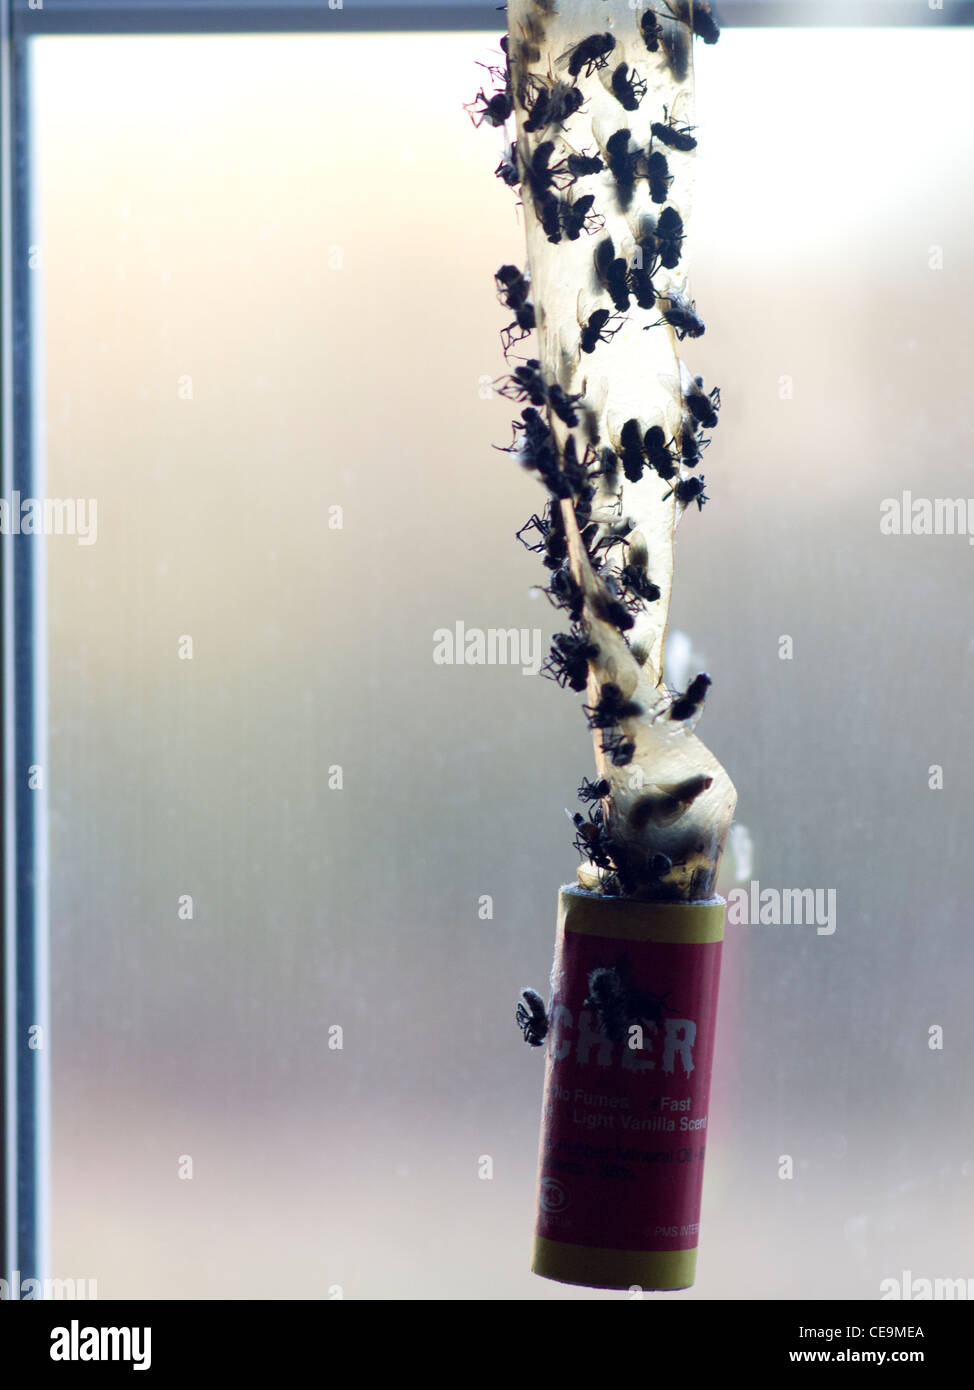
[580, 308, 625, 354]
[592, 585, 636, 633]
[680, 417, 707, 467]
[516, 988, 549, 1047]
[495, 265, 534, 350]
[497, 360, 582, 426]
[618, 418, 646, 484]
[619, 564, 661, 603]
[522, 84, 552, 134]
[644, 149, 672, 205]
[542, 522, 569, 570]
[578, 776, 611, 802]
[498, 406, 558, 481]
[595, 446, 620, 484]
[665, 474, 709, 510]
[668, 672, 712, 722]
[640, 9, 662, 53]
[559, 435, 593, 496]
[630, 774, 713, 830]
[495, 263, 529, 309]
[585, 967, 630, 1044]
[654, 206, 685, 268]
[572, 809, 615, 872]
[587, 963, 680, 1043]
[594, 237, 631, 312]
[583, 682, 643, 729]
[610, 62, 647, 112]
[654, 291, 705, 340]
[545, 563, 586, 620]
[660, 20, 690, 82]
[524, 140, 557, 200]
[494, 144, 519, 187]
[559, 31, 616, 78]
[601, 848, 670, 898]
[663, 0, 721, 44]
[685, 377, 720, 430]
[536, 191, 563, 243]
[560, 193, 602, 240]
[516, 506, 567, 570]
[548, 383, 582, 427]
[543, 624, 600, 690]
[550, 149, 604, 185]
[523, 78, 585, 133]
[497, 359, 547, 407]
[465, 87, 513, 129]
[643, 425, 678, 481]
[628, 263, 657, 310]
[604, 128, 639, 208]
[651, 109, 697, 152]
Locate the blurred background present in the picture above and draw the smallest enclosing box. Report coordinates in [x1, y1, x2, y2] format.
[35, 27, 974, 1298]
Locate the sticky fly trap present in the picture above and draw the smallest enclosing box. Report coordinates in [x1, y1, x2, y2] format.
[474, 0, 736, 1291]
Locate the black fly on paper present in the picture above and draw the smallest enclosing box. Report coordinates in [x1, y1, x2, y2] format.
[559, 32, 616, 79]
[601, 731, 637, 767]
[610, 63, 647, 113]
[578, 777, 611, 802]
[644, 150, 672, 205]
[583, 682, 644, 730]
[647, 291, 705, 341]
[639, 10, 662, 54]
[669, 673, 712, 721]
[542, 625, 600, 691]
[660, 0, 721, 45]
[643, 426, 679, 482]
[465, 87, 513, 129]
[685, 378, 721, 430]
[580, 308, 626, 354]
[651, 109, 697, 152]
[665, 474, 709, 511]
[594, 237, 631, 312]
[585, 961, 682, 1045]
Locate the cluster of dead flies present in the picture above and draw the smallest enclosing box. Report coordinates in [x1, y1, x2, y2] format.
[517, 959, 680, 1049]
[469, 6, 722, 1028]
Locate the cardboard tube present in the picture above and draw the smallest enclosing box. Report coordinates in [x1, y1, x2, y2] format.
[531, 886, 725, 1291]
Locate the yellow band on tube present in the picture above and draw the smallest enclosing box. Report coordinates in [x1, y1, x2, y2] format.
[559, 886, 726, 944]
[532, 1236, 697, 1292]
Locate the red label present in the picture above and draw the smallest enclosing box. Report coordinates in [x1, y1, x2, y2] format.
[534, 927, 722, 1252]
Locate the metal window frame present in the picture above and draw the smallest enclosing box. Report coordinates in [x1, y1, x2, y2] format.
[2, 0, 48, 1296]
[1, 0, 971, 1299]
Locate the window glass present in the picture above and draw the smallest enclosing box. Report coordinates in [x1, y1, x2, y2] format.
[38, 30, 974, 1298]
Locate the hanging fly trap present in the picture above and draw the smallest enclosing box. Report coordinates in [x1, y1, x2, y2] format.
[472, 0, 735, 1291]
